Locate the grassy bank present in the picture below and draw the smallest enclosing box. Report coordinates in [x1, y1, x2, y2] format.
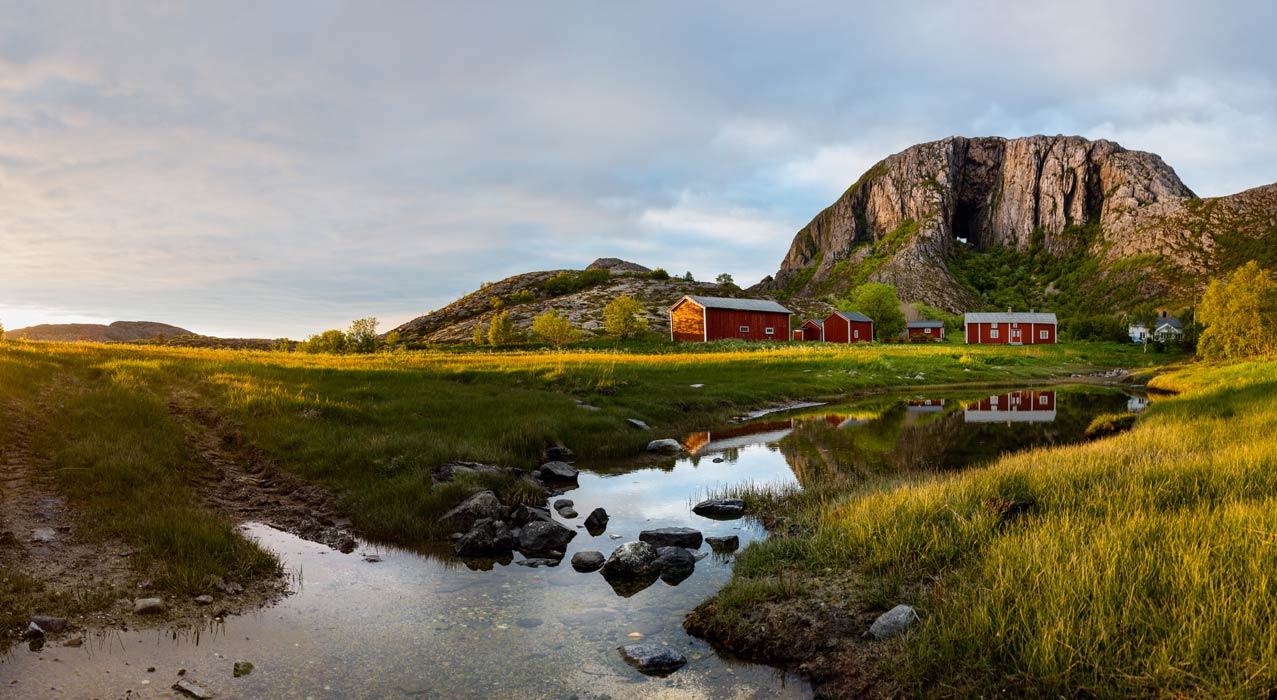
[698, 359, 1277, 698]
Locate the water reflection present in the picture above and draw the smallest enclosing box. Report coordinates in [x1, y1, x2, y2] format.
[964, 390, 1057, 423]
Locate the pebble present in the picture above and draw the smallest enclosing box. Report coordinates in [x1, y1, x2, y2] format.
[133, 597, 167, 615]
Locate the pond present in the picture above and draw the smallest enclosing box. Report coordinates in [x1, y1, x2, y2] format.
[0, 385, 1137, 700]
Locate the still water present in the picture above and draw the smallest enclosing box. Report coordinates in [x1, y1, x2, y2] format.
[0, 386, 1135, 700]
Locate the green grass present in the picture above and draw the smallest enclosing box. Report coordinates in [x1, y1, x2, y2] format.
[702, 358, 1277, 697]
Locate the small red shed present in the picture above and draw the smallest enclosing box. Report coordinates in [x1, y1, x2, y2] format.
[670, 295, 793, 343]
[794, 319, 823, 341]
[822, 311, 874, 343]
[963, 312, 1057, 345]
[907, 320, 945, 341]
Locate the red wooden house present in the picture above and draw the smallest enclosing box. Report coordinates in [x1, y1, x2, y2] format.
[907, 320, 945, 341]
[793, 319, 823, 341]
[822, 311, 874, 343]
[963, 312, 1057, 345]
[670, 295, 793, 342]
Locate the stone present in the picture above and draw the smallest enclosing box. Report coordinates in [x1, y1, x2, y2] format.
[517, 557, 561, 568]
[618, 643, 687, 676]
[626, 418, 650, 431]
[172, 678, 214, 699]
[30, 615, 67, 633]
[652, 547, 696, 584]
[646, 439, 683, 455]
[692, 498, 746, 520]
[553, 498, 575, 510]
[455, 518, 517, 557]
[583, 508, 609, 536]
[363, 554, 383, 563]
[440, 490, 509, 532]
[194, 595, 215, 605]
[705, 535, 740, 553]
[133, 598, 166, 615]
[639, 527, 702, 549]
[869, 604, 919, 640]
[233, 661, 254, 678]
[62, 636, 83, 648]
[600, 541, 659, 578]
[431, 461, 505, 483]
[214, 579, 244, 596]
[558, 508, 578, 519]
[536, 461, 579, 482]
[543, 445, 575, 463]
[570, 551, 605, 572]
[517, 519, 577, 553]
[30, 527, 57, 543]
[511, 505, 554, 526]
[24, 622, 44, 639]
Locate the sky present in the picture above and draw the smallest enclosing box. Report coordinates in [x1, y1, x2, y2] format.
[1, 1, 1275, 339]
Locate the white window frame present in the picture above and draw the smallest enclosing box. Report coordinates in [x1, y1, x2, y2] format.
[1039, 329, 1049, 339]
[764, 327, 775, 335]
[739, 325, 749, 333]
[990, 329, 999, 339]
[853, 329, 859, 339]
[1039, 395, 1048, 405]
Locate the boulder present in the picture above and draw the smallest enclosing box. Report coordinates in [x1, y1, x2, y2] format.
[646, 439, 683, 455]
[705, 535, 740, 553]
[600, 541, 660, 578]
[571, 551, 605, 572]
[455, 518, 517, 557]
[639, 527, 702, 549]
[626, 419, 651, 431]
[692, 498, 746, 520]
[583, 508, 609, 536]
[868, 604, 919, 640]
[30, 616, 67, 634]
[516, 557, 561, 568]
[511, 505, 554, 526]
[517, 519, 577, 553]
[618, 643, 687, 676]
[431, 461, 505, 483]
[172, 679, 214, 699]
[440, 491, 509, 532]
[133, 598, 167, 615]
[536, 461, 579, 482]
[553, 498, 574, 510]
[194, 595, 214, 605]
[558, 508, 579, 519]
[653, 547, 696, 584]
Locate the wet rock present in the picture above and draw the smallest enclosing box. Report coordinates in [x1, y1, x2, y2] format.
[543, 445, 575, 463]
[337, 537, 358, 554]
[627, 419, 651, 431]
[24, 622, 44, 639]
[516, 557, 561, 567]
[233, 661, 254, 678]
[30, 615, 67, 633]
[560, 508, 579, 519]
[133, 597, 166, 615]
[653, 547, 696, 584]
[517, 519, 577, 553]
[440, 490, 509, 532]
[646, 439, 683, 455]
[30, 527, 57, 543]
[194, 595, 215, 605]
[583, 508, 609, 536]
[693, 498, 746, 520]
[869, 604, 919, 640]
[214, 579, 244, 596]
[537, 461, 579, 482]
[571, 551, 605, 572]
[363, 554, 382, 563]
[553, 498, 574, 510]
[455, 518, 517, 557]
[639, 527, 702, 549]
[511, 505, 554, 526]
[431, 461, 505, 483]
[600, 541, 659, 578]
[711, 457, 725, 463]
[705, 535, 740, 553]
[172, 678, 214, 699]
[618, 643, 687, 676]
[62, 636, 83, 648]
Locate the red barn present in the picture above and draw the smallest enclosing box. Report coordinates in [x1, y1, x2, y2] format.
[822, 311, 874, 343]
[669, 295, 792, 342]
[793, 319, 823, 341]
[963, 312, 1057, 345]
[907, 320, 945, 341]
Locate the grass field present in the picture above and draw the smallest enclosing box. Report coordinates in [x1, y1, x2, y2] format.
[700, 358, 1277, 698]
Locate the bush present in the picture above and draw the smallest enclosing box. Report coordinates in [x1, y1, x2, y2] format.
[487, 310, 521, 347]
[300, 329, 347, 354]
[1198, 261, 1277, 359]
[347, 317, 379, 354]
[649, 268, 670, 280]
[531, 310, 581, 349]
[542, 269, 611, 297]
[603, 295, 649, 339]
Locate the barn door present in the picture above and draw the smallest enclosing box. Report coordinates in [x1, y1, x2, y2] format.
[1011, 328, 1021, 343]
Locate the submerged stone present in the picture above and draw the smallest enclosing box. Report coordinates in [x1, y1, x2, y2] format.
[618, 643, 687, 675]
[705, 535, 740, 553]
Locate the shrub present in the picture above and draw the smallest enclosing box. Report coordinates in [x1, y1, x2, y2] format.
[531, 310, 581, 349]
[1198, 261, 1277, 359]
[300, 329, 347, 354]
[487, 310, 521, 347]
[603, 295, 649, 339]
[346, 317, 379, 354]
[649, 268, 670, 281]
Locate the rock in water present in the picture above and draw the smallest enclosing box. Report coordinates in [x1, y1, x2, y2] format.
[639, 527, 702, 549]
[626, 418, 651, 431]
[510, 505, 554, 526]
[133, 598, 166, 615]
[29, 616, 67, 633]
[172, 679, 214, 699]
[455, 518, 517, 557]
[692, 498, 746, 520]
[869, 604, 919, 640]
[553, 498, 574, 510]
[618, 643, 688, 676]
[233, 660, 254, 678]
[705, 535, 740, 553]
[600, 541, 659, 578]
[536, 461, 580, 482]
[517, 519, 577, 553]
[440, 491, 509, 532]
[571, 551, 606, 572]
[646, 439, 683, 455]
[653, 547, 696, 584]
[583, 507, 609, 535]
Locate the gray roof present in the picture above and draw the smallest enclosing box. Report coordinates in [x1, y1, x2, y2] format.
[964, 312, 1057, 324]
[680, 295, 792, 314]
[1156, 317, 1183, 330]
[908, 320, 945, 328]
[801, 319, 824, 328]
[829, 310, 873, 323]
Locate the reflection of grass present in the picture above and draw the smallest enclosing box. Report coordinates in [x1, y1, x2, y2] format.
[702, 360, 1277, 696]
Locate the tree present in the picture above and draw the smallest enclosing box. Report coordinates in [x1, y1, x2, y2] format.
[0, 321, 5, 341]
[487, 310, 520, 346]
[301, 329, 347, 354]
[842, 283, 906, 340]
[531, 310, 581, 348]
[347, 317, 379, 353]
[683, 271, 695, 281]
[1197, 261, 1277, 359]
[649, 268, 670, 280]
[471, 323, 487, 346]
[716, 273, 736, 287]
[382, 330, 404, 349]
[603, 295, 649, 339]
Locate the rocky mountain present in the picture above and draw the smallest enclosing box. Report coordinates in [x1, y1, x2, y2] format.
[7, 320, 195, 343]
[759, 135, 1277, 315]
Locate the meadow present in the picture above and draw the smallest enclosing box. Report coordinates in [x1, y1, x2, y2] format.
[699, 358, 1277, 698]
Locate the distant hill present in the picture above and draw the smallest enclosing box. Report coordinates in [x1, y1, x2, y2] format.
[7, 320, 195, 343]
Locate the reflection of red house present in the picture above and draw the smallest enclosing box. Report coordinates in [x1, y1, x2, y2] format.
[793, 319, 823, 341]
[822, 311, 874, 344]
[964, 390, 1057, 422]
[964, 312, 1057, 345]
[907, 398, 946, 412]
[907, 321, 944, 341]
[670, 295, 793, 343]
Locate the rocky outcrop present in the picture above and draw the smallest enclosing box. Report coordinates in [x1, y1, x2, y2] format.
[8, 320, 195, 342]
[586, 257, 651, 274]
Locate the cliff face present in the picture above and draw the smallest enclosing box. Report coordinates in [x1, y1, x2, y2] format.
[765, 135, 1202, 310]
